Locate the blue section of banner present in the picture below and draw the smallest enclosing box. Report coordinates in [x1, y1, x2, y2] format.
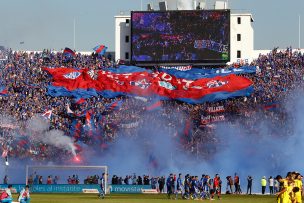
[159, 66, 256, 80]
[178, 86, 254, 104]
[47, 86, 98, 99]
[0, 184, 151, 193]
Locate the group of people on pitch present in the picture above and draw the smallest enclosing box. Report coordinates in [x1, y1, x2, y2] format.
[0, 185, 30, 203]
[167, 173, 222, 200]
[276, 172, 303, 203]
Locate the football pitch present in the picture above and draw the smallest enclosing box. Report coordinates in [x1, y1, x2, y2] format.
[13, 193, 275, 203]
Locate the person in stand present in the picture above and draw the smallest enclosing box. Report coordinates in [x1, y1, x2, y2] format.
[0, 184, 13, 203]
[98, 173, 105, 199]
[247, 176, 253, 195]
[18, 185, 30, 203]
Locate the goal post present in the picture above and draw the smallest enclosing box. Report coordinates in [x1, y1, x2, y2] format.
[25, 165, 108, 194]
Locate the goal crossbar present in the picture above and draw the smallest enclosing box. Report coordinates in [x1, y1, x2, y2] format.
[25, 165, 108, 194]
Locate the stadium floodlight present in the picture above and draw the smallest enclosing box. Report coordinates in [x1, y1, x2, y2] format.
[147, 3, 154, 11]
[25, 165, 108, 194]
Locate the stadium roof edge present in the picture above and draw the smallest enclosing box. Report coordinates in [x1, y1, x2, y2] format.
[114, 15, 130, 18]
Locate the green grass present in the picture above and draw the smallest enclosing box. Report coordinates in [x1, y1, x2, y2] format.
[12, 193, 276, 203]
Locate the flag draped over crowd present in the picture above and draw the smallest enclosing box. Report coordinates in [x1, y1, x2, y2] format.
[43, 65, 254, 104]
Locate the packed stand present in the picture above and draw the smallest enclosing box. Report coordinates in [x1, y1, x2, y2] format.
[0, 48, 303, 161]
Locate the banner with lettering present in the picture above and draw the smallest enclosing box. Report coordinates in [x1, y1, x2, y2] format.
[206, 106, 225, 113]
[201, 115, 225, 124]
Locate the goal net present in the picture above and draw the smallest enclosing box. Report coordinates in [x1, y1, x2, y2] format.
[25, 165, 108, 194]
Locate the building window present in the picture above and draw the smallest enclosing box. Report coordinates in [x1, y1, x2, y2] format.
[125, 35, 129, 43]
[237, 34, 241, 41]
[126, 19, 130, 26]
[237, 50, 241, 58]
[237, 17, 241, 24]
[125, 52, 129, 60]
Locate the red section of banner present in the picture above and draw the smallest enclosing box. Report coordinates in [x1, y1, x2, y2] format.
[44, 67, 253, 101]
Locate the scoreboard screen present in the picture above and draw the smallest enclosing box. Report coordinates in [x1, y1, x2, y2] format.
[131, 10, 230, 64]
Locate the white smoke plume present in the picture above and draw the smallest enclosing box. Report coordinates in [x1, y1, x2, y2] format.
[26, 115, 76, 156]
[44, 130, 76, 156]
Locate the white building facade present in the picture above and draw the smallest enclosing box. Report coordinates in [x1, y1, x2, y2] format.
[115, 11, 255, 64]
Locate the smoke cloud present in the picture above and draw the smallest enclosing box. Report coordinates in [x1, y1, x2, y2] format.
[2, 89, 304, 193]
[26, 115, 76, 155]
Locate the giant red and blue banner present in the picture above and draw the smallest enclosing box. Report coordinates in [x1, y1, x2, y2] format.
[43, 66, 254, 104]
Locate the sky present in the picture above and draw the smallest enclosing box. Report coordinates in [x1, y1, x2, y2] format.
[0, 0, 303, 51]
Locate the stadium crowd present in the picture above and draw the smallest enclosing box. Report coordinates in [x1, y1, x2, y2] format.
[0, 47, 303, 163]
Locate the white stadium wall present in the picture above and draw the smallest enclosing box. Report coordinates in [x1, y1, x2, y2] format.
[115, 16, 131, 62]
[230, 13, 254, 64]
